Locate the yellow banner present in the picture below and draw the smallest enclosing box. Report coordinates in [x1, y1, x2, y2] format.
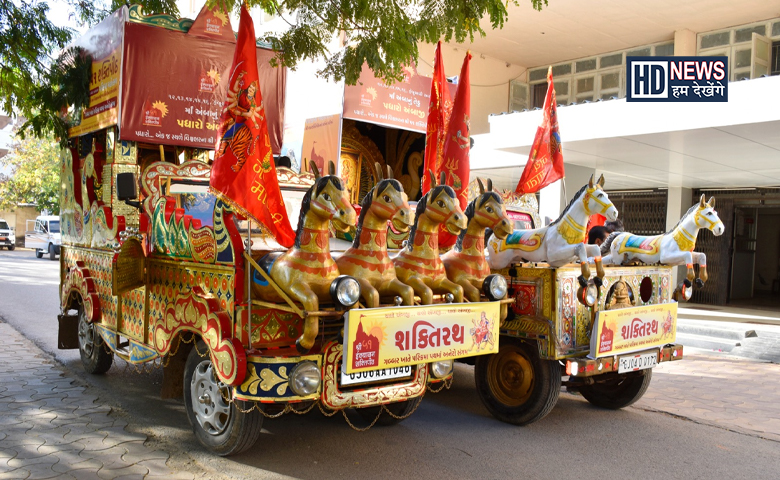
[591, 303, 678, 358]
[68, 48, 121, 137]
[344, 302, 501, 374]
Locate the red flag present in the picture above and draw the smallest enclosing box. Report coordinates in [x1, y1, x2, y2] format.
[210, 5, 295, 247]
[516, 67, 565, 194]
[421, 41, 452, 195]
[438, 51, 471, 248]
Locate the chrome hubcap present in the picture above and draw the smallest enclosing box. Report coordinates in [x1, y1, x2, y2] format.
[77, 312, 95, 357]
[190, 360, 231, 435]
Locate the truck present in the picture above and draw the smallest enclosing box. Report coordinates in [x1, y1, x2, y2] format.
[24, 215, 61, 259]
[56, 4, 507, 456]
[0, 218, 15, 250]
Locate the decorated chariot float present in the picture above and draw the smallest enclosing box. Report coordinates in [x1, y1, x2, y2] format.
[55, 4, 510, 456]
[53, 2, 725, 458]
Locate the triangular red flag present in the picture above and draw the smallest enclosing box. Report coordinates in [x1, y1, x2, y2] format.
[421, 41, 452, 195]
[210, 4, 295, 247]
[516, 67, 565, 194]
[438, 51, 471, 249]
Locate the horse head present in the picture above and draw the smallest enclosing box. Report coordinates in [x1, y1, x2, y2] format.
[694, 194, 724, 236]
[468, 178, 512, 240]
[306, 161, 356, 232]
[584, 174, 618, 221]
[416, 171, 466, 237]
[361, 164, 414, 234]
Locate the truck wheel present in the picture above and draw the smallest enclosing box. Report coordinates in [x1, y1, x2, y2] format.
[49, 244, 56, 260]
[36, 249, 43, 258]
[579, 369, 652, 410]
[475, 339, 561, 425]
[8, 245, 14, 251]
[77, 308, 113, 374]
[355, 397, 421, 426]
[184, 340, 263, 456]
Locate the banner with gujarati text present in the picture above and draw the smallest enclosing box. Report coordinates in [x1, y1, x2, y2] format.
[590, 303, 678, 358]
[68, 7, 125, 137]
[344, 302, 500, 374]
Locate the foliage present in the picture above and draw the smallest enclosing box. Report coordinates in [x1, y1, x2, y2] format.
[217, 0, 547, 85]
[0, 135, 61, 213]
[2, 0, 180, 143]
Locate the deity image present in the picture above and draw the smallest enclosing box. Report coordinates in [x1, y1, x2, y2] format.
[217, 71, 264, 172]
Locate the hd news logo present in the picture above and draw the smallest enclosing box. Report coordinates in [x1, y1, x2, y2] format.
[626, 56, 728, 102]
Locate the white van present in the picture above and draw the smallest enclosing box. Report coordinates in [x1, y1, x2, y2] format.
[0, 218, 15, 250]
[25, 215, 61, 260]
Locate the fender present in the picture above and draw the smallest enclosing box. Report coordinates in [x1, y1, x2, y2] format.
[61, 260, 101, 322]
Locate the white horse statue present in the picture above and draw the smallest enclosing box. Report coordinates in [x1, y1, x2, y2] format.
[601, 195, 724, 287]
[487, 174, 618, 286]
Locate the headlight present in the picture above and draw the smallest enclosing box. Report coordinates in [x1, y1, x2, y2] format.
[430, 360, 453, 379]
[289, 361, 321, 396]
[577, 283, 599, 306]
[674, 282, 693, 302]
[483, 274, 508, 301]
[330, 275, 360, 309]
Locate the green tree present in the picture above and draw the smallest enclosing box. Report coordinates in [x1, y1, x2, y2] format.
[0, 134, 61, 214]
[240, 0, 547, 84]
[2, 0, 179, 142]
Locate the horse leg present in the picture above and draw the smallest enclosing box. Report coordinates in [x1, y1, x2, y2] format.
[356, 278, 380, 308]
[459, 278, 482, 303]
[405, 276, 434, 305]
[574, 244, 591, 287]
[380, 278, 415, 306]
[584, 245, 605, 287]
[693, 251, 707, 287]
[435, 278, 464, 303]
[287, 283, 319, 353]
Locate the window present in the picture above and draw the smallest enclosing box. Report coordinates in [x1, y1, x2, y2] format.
[701, 31, 730, 49]
[735, 25, 766, 43]
[772, 41, 780, 75]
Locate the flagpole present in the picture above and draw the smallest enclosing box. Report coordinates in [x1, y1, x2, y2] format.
[562, 176, 568, 206]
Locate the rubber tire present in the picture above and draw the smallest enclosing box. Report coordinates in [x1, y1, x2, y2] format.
[49, 244, 56, 260]
[579, 369, 653, 410]
[35, 249, 43, 258]
[475, 339, 561, 426]
[77, 308, 113, 374]
[183, 340, 263, 456]
[8, 245, 14, 251]
[355, 397, 421, 426]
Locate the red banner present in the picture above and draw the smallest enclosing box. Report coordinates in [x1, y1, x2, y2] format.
[210, 5, 295, 247]
[516, 67, 565, 194]
[438, 52, 472, 248]
[421, 41, 452, 196]
[120, 21, 285, 153]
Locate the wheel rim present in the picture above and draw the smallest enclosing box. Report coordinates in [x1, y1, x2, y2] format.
[190, 359, 232, 435]
[77, 312, 95, 357]
[487, 344, 535, 406]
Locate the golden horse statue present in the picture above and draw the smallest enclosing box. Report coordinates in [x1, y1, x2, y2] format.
[442, 178, 513, 302]
[336, 164, 416, 307]
[393, 172, 467, 304]
[253, 161, 356, 352]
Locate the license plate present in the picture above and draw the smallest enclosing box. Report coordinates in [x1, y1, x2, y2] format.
[340, 365, 412, 386]
[618, 351, 658, 374]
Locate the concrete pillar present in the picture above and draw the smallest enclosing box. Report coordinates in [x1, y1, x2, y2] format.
[674, 29, 697, 56]
[666, 186, 693, 287]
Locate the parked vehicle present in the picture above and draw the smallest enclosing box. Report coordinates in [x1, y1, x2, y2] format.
[25, 215, 61, 260]
[0, 219, 15, 250]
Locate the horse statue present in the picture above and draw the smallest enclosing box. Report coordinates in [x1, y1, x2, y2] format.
[393, 171, 467, 304]
[252, 161, 357, 352]
[487, 174, 618, 287]
[336, 164, 416, 307]
[602, 195, 723, 287]
[442, 178, 513, 302]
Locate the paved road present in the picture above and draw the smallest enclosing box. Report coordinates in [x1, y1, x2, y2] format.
[1, 248, 779, 479]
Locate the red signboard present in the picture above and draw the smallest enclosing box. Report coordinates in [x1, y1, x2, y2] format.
[120, 22, 285, 153]
[343, 64, 456, 133]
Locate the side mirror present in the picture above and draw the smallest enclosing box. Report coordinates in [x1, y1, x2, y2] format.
[117, 172, 141, 210]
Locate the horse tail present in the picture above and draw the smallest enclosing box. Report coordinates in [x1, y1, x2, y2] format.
[601, 231, 621, 256]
